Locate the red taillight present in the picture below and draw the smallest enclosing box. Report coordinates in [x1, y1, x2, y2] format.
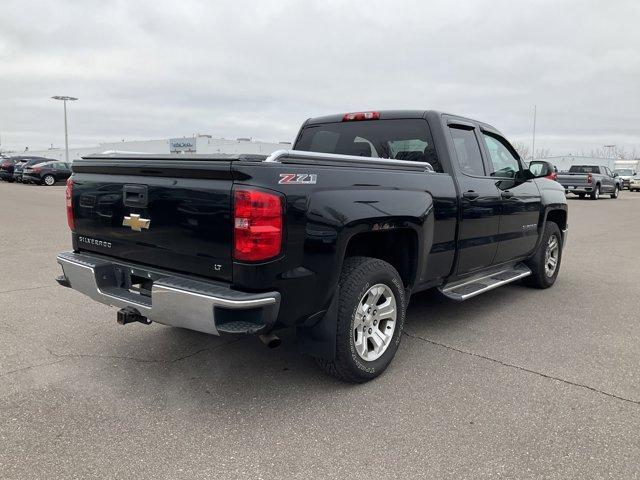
[33, 166, 41, 173]
[586, 173, 593, 184]
[342, 111, 380, 121]
[546, 172, 558, 181]
[233, 188, 283, 262]
[65, 178, 75, 231]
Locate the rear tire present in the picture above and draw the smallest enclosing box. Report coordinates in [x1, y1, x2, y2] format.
[590, 185, 600, 200]
[524, 222, 562, 289]
[316, 256, 406, 383]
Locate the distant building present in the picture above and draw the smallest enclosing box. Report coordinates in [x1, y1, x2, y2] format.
[12, 134, 291, 162]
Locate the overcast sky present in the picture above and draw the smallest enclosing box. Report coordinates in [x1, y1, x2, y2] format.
[1, 0, 639, 156]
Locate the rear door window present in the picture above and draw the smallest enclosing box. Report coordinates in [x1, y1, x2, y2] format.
[449, 126, 485, 176]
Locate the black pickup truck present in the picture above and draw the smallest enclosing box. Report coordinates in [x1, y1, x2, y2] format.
[56, 110, 568, 382]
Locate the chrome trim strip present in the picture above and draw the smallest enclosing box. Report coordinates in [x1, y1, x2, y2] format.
[264, 149, 433, 170]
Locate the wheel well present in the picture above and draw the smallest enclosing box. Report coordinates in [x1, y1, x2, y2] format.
[344, 229, 418, 289]
[546, 209, 567, 231]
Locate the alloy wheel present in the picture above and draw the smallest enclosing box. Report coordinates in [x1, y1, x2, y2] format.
[353, 283, 397, 361]
[544, 235, 559, 277]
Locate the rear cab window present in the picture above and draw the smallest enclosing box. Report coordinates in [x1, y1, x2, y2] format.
[569, 166, 600, 174]
[295, 119, 443, 173]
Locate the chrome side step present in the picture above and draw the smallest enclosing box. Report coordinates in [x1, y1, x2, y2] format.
[439, 264, 531, 301]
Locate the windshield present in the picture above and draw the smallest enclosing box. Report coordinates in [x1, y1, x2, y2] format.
[615, 169, 633, 175]
[295, 119, 443, 172]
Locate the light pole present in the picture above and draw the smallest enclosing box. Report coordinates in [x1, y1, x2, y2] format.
[51, 96, 78, 163]
[531, 104, 537, 161]
[603, 144, 615, 159]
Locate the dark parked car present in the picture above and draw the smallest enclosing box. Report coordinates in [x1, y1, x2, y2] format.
[11, 156, 52, 183]
[22, 161, 72, 186]
[57, 110, 568, 382]
[1, 157, 19, 182]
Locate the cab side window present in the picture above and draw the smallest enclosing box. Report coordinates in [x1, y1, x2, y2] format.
[482, 133, 520, 178]
[449, 126, 485, 176]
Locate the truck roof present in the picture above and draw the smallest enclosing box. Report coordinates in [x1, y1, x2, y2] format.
[306, 110, 432, 125]
[304, 109, 502, 134]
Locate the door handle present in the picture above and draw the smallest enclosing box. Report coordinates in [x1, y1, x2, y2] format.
[501, 191, 514, 199]
[123, 184, 149, 208]
[463, 191, 479, 200]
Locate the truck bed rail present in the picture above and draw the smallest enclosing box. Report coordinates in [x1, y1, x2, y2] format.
[264, 149, 434, 172]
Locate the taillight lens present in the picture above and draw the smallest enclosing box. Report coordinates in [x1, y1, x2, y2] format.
[586, 173, 593, 183]
[65, 178, 75, 231]
[233, 188, 283, 262]
[33, 166, 41, 173]
[546, 172, 558, 181]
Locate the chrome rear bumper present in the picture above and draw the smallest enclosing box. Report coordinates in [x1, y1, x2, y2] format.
[56, 251, 280, 335]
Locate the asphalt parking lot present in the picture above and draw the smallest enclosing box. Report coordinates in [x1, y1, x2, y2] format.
[1, 181, 639, 479]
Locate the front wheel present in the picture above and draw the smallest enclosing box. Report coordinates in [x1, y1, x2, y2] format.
[316, 256, 406, 383]
[43, 174, 55, 186]
[524, 222, 563, 289]
[611, 185, 619, 199]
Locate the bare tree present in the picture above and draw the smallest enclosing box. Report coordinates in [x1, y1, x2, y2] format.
[535, 148, 551, 159]
[512, 141, 530, 160]
[590, 146, 631, 159]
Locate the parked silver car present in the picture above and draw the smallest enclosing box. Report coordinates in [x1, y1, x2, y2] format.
[614, 168, 636, 190]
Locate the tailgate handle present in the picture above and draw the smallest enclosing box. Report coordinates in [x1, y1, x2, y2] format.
[123, 185, 148, 208]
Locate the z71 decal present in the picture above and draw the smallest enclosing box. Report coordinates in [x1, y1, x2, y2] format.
[278, 173, 318, 185]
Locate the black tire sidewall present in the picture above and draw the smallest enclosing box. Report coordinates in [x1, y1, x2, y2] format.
[528, 222, 562, 288]
[338, 258, 406, 380]
[538, 222, 562, 287]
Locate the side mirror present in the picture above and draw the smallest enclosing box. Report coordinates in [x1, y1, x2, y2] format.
[527, 161, 550, 178]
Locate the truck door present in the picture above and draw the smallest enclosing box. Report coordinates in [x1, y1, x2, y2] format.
[447, 123, 501, 274]
[602, 166, 615, 192]
[479, 131, 541, 263]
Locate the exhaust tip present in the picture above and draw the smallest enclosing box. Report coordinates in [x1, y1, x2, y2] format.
[258, 333, 281, 349]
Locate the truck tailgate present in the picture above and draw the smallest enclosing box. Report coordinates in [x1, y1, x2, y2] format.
[557, 173, 589, 188]
[70, 155, 235, 282]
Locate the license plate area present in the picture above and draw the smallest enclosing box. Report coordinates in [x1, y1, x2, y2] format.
[112, 265, 165, 300]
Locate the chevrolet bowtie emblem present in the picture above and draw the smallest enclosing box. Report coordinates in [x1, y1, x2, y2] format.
[122, 214, 151, 232]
